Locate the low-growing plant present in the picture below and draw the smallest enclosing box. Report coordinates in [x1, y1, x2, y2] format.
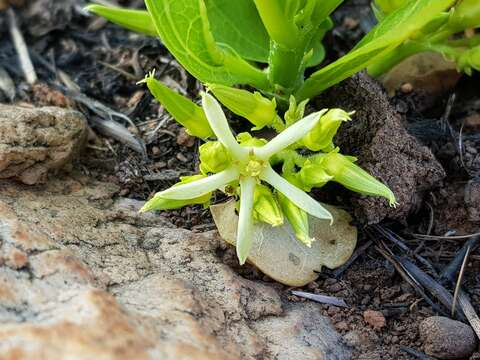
[86, 0, 480, 102]
[139, 73, 396, 263]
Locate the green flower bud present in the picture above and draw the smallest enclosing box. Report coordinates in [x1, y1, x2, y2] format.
[276, 174, 315, 247]
[140, 175, 212, 212]
[321, 152, 397, 206]
[237, 132, 268, 148]
[141, 72, 213, 138]
[458, 46, 480, 76]
[302, 109, 353, 152]
[277, 191, 314, 247]
[208, 84, 281, 130]
[298, 159, 334, 191]
[284, 95, 309, 127]
[199, 141, 232, 175]
[253, 184, 284, 227]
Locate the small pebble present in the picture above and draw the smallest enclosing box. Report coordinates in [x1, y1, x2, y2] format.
[176, 153, 188, 163]
[176, 128, 196, 147]
[343, 16, 359, 30]
[419, 316, 477, 359]
[401, 82, 414, 93]
[363, 309, 386, 329]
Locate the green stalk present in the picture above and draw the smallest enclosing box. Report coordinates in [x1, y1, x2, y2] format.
[253, 0, 298, 49]
[367, 40, 430, 77]
[268, 41, 306, 92]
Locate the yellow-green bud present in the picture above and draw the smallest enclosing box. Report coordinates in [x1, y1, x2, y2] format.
[458, 46, 480, 76]
[277, 191, 314, 247]
[284, 95, 309, 126]
[208, 84, 279, 130]
[298, 159, 334, 191]
[253, 184, 284, 227]
[237, 132, 268, 148]
[142, 73, 213, 138]
[321, 152, 397, 206]
[140, 175, 212, 211]
[302, 109, 353, 152]
[199, 141, 231, 174]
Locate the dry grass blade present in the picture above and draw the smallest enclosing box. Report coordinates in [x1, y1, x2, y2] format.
[291, 291, 348, 308]
[399, 257, 465, 321]
[456, 290, 480, 339]
[373, 225, 438, 277]
[375, 244, 448, 316]
[411, 231, 480, 240]
[7, 8, 37, 84]
[451, 244, 471, 317]
[89, 116, 146, 155]
[439, 237, 478, 283]
[0, 67, 15, 101]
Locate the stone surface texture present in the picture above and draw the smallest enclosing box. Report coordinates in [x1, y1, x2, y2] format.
[419, 316, 477, 359]
[0, 176, 350, 360]
[315, 73, 446, 224]
[0, 105, 87, 184]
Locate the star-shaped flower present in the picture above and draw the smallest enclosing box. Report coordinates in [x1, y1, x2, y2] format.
[150, 93, 332, 264]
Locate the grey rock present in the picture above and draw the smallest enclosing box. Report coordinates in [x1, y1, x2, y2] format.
[0, 105, 87, 184]
[0, 176, 351, 360]
[420, 316, 477, 359]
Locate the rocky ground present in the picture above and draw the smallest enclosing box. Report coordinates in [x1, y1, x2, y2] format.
[0, 0, 479, 359]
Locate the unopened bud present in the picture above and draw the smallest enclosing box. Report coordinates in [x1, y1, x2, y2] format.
[302, 109, 353, 152]
[253, 184, 284, 227]
[321, 152, 397, 206]
[140, 175, 212, 212]
[199, 141, 231, 174]
[209, 84, 280, 130]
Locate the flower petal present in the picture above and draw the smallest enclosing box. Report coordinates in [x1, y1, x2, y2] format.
[255, 110, 325, 160]
[158, 167, 239, 200]
[236, 177, 256, 265]
[202, 92, 248, 160]
[260, 166, 333, 222]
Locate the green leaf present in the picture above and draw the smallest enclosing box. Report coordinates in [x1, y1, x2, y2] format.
[143, 75, 213, 138]
[205, 0, 270, 62]
[85, 5, 157, 36]
[144, 0, 270, 90]
[306, 18, 334, 67]
[88, 1, 270, 63]
[297, 0, 456, 100]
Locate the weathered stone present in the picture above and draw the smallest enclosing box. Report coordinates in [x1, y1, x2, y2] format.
[0, 177, 350, 360]
[420, 316, 477, 359]
[0, 105, 87, 184]
[211, 200, 357, 287]
[315, 73, 445, 224]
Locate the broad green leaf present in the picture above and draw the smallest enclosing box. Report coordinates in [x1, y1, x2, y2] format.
[144, 75, 213, 138]
[205, 0, 270, 62]
[144, 0, 270, 90]
[85, 5, 157, 36]
[297, 0, 456, 100]
[88, 2, 269, 62]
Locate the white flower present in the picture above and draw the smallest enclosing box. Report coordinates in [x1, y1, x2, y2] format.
[156, 93, 332, 264]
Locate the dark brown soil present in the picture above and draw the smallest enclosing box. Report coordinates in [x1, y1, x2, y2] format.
[1, 1, 479, 359]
